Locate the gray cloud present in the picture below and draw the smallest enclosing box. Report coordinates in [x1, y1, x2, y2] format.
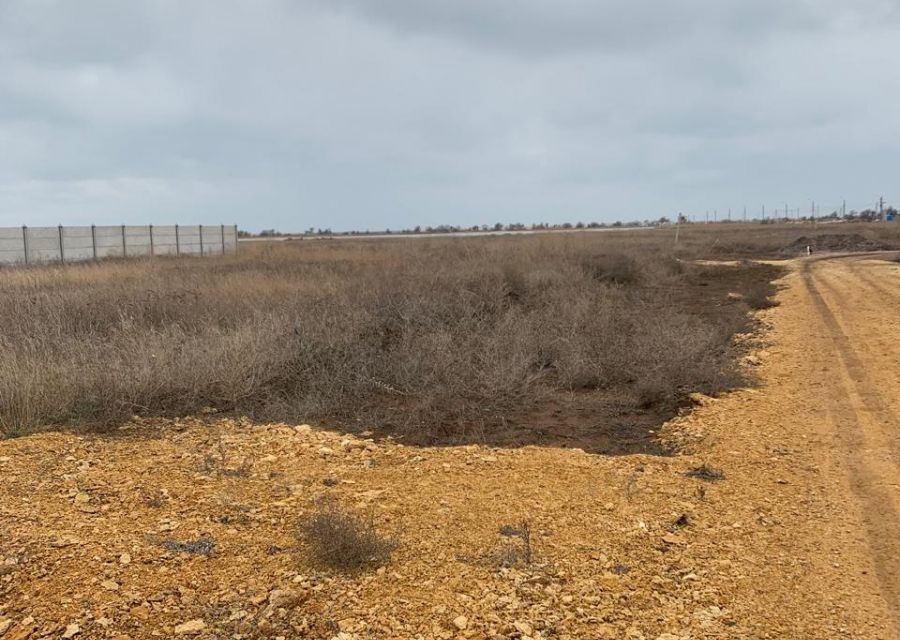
[321, 0, 842, 54]
[0, 0, 898, 230]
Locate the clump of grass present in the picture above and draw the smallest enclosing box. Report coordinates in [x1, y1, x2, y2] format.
[580, 253, 640, 285]
[685, 464, 725, 481]
[162, 536, 215, 557]
[300, 499, 395, 572]
[494, 521, 532, 567]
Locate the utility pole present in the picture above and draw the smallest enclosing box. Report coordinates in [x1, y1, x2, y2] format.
[728, 207, 732, 221]
[842, 199, 846, 218]
[714, 209, 717, 223]
[743, 205, 747, 222]
[762, 204, 765, 221]
[705, 210, 709, 224]
[879, 196, 884, 221]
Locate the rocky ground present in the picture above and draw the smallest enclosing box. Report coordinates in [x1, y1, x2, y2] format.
[1, 254, 898, 639]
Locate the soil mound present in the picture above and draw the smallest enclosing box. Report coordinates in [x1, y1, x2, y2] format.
[780, 233, 887, 255]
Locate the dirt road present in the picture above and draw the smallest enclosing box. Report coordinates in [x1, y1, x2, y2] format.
[795, 254, 900, 631]
[693, 252, 900, 638]
[0, 254, 898, 639]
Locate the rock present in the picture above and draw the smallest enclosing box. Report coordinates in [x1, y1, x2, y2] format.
[119, 553, 131, 565]
[268, 588, 305, 609]
[49, 537, 80, 548]
[101, 580, 120, 591]
[662, 533, 686, 546]
[452, 615, 468, 630]
[174, 619, 207, 635]
[0, 619, 11, 635]
[5, 617, 35, 640]
[513, 621, 533, 636]
[130, 604, 150, 620]
[62, 624, 81, 638]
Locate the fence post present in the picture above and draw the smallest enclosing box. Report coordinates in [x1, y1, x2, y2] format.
[91, 224, 97, 260]
[199, 225, 204, 256]
[121, 224, 127, 257]
[22, 225, 28, 265]
[149, 224, 155, 257]
[58, 225, 65, 263]
[220, 224, 225, 254]
[175, 224, 180, 256]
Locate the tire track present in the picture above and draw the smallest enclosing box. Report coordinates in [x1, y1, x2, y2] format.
[813, 268, 900, 430]
[801, 260, 900, 630]
[845, 259, 900, 311]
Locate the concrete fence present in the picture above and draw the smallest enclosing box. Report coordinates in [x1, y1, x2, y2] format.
[0, 224, 238, 265]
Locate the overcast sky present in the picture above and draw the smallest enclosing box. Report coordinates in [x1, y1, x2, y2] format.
[1, 1, 898, 231]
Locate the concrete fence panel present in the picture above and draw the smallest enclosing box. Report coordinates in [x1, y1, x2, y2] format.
[0, 224, 238, 265]
[0, 228, 27, 263]
[124, 225, 153, 257]
[61, 226, 95, 261]
[94, 225, 126, 259]
[177, 225, 202, 256]
[151, 225, 179, 256]
[24, 227, 62, 263]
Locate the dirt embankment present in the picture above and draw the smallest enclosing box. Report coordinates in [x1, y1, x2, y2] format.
[779, 233, 892, 255]
[1, 254, 899, 639]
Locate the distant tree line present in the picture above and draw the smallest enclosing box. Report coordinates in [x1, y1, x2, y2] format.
[240, 208, 895, 238]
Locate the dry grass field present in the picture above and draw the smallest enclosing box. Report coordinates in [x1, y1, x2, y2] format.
[0, 224, 801, 449]
[2, 221, 900, 639]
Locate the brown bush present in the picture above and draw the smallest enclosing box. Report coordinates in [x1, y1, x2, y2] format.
[743, 287, 779, 310]
[299, 499, 395, 572]
[580, 253, 641, 285]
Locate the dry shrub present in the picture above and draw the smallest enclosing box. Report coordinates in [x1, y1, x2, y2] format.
[685, 464, 725, 481]
[743, 287, 779, 310]
[495, 522, 532, 567]
[300, 499, 395, 572]
[580, 253, 641, 285]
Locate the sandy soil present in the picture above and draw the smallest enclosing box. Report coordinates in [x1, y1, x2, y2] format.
[1, 254, 898, 640]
